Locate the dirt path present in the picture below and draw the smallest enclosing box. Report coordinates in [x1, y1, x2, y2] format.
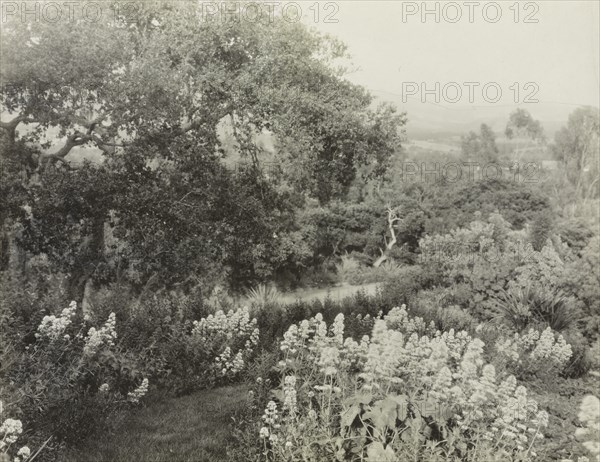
[277, 282, 381, 305]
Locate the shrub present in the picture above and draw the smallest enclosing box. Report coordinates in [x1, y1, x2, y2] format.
[426, 178, 551, 232]
[418, 214, 534, 320]
[334, 254, 361, 283]
[342, 312, 376, 340]
[85, 287, 261, 394]
[243, 306, 549, 461]
[335, 258, 405, 286]
[562, 236, 600, 340]
[1, 300, 148, 458]
[146, 305, 261, 395]
[204, 285, 236, 318]
[295, 261, 339, 289]
[84, 288, 196, 394]
[410, 288, 478, 333]
[530, 211, 554, 251]
[561, 329, 593, 378]
[379, 265, 427, 307]
[512, 243, 567, 291]
[0, 271, 69, 341]
[557, 218, 596, 255]
[494, 327, 573, 380]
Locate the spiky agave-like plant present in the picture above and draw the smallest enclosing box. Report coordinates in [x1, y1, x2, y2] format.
[246, 284, 280, 309]
[492, 284, 580, 332]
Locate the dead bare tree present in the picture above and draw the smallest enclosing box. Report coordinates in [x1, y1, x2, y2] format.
[373, 206, 400, 268]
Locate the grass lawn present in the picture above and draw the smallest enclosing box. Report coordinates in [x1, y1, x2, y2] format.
[64, 384, 249, 462]
[60, 373, 600, 461]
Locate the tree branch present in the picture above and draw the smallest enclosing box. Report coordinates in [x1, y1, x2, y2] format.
[0, 114, 27, 131]
[39, 132, 91, 168]
[0, 114, 35, 146]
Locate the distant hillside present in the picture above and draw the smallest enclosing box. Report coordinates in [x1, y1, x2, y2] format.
[370, 90, 584, 142]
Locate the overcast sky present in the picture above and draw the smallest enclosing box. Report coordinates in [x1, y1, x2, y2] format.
[308, 1, 599, 109]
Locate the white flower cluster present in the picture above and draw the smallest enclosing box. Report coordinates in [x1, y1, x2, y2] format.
[0, 418, 22, 444]
[330, 313, 344, 346]
[127, 378, 149, 404]
[16, 446, 31, 461]
[192, 306, 258, 342]
[262, 401, 279, 425]
[83, 312, 117, 356]
[282, 376, 298, 417]
[384, 305, 436, 336]
[436, 328, 473, 362]
[280, 325, 301, 354]
[318, 346, 341, 377]
[280, 313, 328, 357]
[531, 327, 572, 363]
[272, 305, 549, 456]
[495, 326, 572, 372]
[575, 395, 600, 461]
[376, 315, 548, 452]
[259, 426, 270, 438]
[260, 401, 281, 445]
[341, 335, 370, 370]
[35, 301, 77, 341]
[452, 366, 549, 452]
[0, 417, 30, 461]
[192, 306, 259, 379]
[215, 347, 244, 377]
[279, 312, 371, 381]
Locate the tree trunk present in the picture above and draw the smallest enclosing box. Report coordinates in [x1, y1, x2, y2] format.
[373, 207, 400, 268]
[81, 278, 94, 319]
[372, 250, 389, 268]
[0, 213, 8, 271]
[68, 215, 106, 304]
[0, 230, 9, 271]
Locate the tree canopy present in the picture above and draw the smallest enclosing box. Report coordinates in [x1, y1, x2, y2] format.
[0, 1, 405, 291]
[551, 106, 600, 202]
[1, 1, 404, 199]
[460, 123, 499, 164]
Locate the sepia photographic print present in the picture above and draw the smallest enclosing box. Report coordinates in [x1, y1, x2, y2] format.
[0, 1, 599, 461]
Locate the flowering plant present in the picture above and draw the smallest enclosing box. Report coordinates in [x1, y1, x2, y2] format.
[495, 326, 573, 379]
[256, 306, 549, 461]
[2, 300, 148, 453]
[191, 306, 259, 381]
[0, 416, 31, 462]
